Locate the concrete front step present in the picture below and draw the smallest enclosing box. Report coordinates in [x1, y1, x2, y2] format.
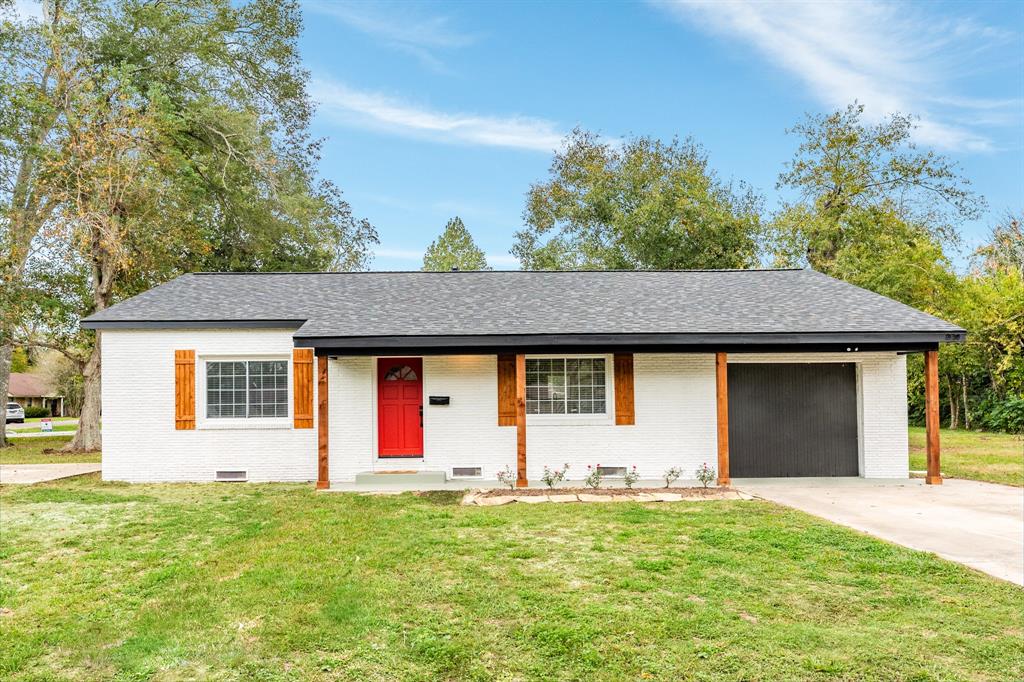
[354, 470, 448, 486]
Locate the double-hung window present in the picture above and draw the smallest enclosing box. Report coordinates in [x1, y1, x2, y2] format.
[526, 357, 607, 415]
[206, 360, 288, 419]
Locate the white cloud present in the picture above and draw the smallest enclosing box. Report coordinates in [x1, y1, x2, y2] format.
[311, 78, 565, 152]
[652, 0, 1018, 152]
[305, 1, 477, 71]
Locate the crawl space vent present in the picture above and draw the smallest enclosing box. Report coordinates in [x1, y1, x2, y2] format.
[451, 467, 482, 478]
[597, 466, 627, 477]
[215, 470, 247, 482]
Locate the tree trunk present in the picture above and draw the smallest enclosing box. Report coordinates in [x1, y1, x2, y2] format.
[0, 341, 11, 448]
[947, 376, 958, 430]
[63, 333, 101, 452]
[961, 375, 970, 430]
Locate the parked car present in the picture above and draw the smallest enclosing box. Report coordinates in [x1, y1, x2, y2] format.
[6, 402, 25, 424]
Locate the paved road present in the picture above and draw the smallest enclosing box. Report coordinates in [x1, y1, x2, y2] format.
[736, 477, 1024, 586]
[0, 462, 100, 484]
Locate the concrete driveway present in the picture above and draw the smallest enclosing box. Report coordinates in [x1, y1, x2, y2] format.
[736, 478, 1024, 586]
[0, 463, 100, 485]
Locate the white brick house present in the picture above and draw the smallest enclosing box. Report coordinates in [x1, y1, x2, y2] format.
[83, 270, 963, 488]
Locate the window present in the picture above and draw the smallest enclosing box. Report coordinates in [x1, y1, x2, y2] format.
[206, 360, 288, 419]
[526, 357, 607, 415]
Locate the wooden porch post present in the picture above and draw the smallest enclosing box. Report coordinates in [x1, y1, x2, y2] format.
[515, 353, 528, 487]
[924, 348, 942, 485]
[716, 352, 731, 486]
[316, 355, 330, 489]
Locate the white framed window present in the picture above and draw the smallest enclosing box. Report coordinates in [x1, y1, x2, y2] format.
[526, 356, 609, 416]
[204, 358, 288, 420]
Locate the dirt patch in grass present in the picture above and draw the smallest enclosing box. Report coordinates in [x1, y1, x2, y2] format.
[478, 486, 725, 497]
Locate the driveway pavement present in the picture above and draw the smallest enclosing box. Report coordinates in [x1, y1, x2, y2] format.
[735, 477, 1024, 586]
[0, 463, 101, 485]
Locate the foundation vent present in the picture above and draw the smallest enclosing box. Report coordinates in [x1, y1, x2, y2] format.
[597, 466, 627, 477]
[451, 467, 482, 478]
[215, 470, 247, 482]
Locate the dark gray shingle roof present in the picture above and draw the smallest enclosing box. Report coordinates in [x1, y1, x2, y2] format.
[82, 269, 962, 341]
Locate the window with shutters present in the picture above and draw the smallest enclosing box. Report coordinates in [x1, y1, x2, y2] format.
[526, 356, 609, 416]
[205, 359, 288, 419]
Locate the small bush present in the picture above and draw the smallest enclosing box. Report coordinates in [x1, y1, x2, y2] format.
[622, 465, 639, 489]
[540, 463, 569, 489]
[584, 464, 603, 489]
[496, 466, 516, 490]
[663, 467, 683, 488]
[24, 406, 51, 419]
[695, 463, 716, 488]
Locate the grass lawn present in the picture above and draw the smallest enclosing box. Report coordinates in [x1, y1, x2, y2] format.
[0, 436, 99, 464]
[1, 478, 1021, 681]
[909, 427, 1023, 487]
[6, 424, 78, 434]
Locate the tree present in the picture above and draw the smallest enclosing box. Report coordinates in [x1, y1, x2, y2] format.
[773, 103, 985, 275]
[422, 217, 490, 271]
[1, 0, 377, 450]
[512, 129, 763, 270]
[974, 213, 1023, 275]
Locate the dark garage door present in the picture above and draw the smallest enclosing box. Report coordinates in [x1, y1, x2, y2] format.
[728, 363, 859, 477]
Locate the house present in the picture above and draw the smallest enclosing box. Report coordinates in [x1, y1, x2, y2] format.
[7, 373, 66, 417]
[81, 269, 962, 488]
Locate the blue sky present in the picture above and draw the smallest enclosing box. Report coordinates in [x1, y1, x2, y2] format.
[300, 0, 1023, 272]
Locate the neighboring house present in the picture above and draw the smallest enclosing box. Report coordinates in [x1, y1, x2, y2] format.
[81, 269, 962, 487]
[7, 373, 65, 417]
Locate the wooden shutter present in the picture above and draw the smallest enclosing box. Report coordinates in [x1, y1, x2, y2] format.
[174, 350, 196, 430]
[293, 348, 314, 428]
[614, 353, 635, 425]
[497, 353, 516, 426]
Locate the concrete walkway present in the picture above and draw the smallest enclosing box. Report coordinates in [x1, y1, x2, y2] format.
[736, 477, 1024, 586]
[0, 463, 101, 484]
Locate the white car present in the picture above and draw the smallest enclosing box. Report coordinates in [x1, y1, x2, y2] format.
[6, 402, 25, 424]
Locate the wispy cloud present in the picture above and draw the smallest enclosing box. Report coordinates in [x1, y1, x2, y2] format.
[305, 1, 477, 71]
[312, 78, 565, 152]
[652, 0, 1019, 152]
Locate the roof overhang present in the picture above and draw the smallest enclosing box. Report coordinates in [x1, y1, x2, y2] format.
[80, 319, 305, 330]
[295, 331, 965, 356]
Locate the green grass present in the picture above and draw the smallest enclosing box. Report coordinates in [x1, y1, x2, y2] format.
[6, 424, 78, 433]
[1, 478, 1021, 680]
[0, 436, 99, 464]
[909, 427, 1023, 487]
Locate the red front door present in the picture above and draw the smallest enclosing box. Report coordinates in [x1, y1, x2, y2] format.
[377, 358, 424, 457]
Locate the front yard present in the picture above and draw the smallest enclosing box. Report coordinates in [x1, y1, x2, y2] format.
[909, 427, 1022, 487]
[0, 436, 99, 465]
[1, 477, 1021, 681]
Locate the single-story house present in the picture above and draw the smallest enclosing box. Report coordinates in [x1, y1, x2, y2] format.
[81, 269, 961, 488]
[7, 372, 66, 417]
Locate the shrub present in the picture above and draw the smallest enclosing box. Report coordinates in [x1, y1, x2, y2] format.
[622, 465, 639, 489]
[584, 465, 603, 489]
[663, 467, 683, 488]
[496, 466, 516, 490]
[980, 394, 1024, 435]
[24, 406, 50, 419]
[695, 463, 716, 488]
[540, 463, 569, 489]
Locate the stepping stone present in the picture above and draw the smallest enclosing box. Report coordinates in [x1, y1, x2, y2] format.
[514, 495, 549, 504]
[652, 492, 683, 502]
[548, 494, 579, 503]
[476, 495, 515, 506]
[578, 493, 610, 503]
[633, 493, 659, 502]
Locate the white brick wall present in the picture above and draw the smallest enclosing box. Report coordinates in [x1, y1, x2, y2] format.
[101, 329, 316, 482]
[101, 335, 909, 483]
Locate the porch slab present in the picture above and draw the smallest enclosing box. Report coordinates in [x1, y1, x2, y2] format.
[353, 471, 448, 487]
